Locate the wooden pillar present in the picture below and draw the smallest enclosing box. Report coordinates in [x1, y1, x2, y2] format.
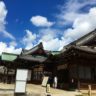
[31, 68, 34, 82]
[3, 67, 6, 83]
[77, 64, 80, 91]
[15, 68, 16, 80]
[6, 68, 8, 83]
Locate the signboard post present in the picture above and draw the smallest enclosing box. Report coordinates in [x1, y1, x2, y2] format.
[14, 69, 28, 96]
[41, 76, 49, 87]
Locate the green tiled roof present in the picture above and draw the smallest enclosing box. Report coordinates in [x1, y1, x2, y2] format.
[51, 51, 61, 55]
[1, 52, 18, 62]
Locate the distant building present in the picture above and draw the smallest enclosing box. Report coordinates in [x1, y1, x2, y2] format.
[0, 29, 96, 90]
[53, 29, 96, 90]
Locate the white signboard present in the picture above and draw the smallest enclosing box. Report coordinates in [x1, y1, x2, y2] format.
[16, 69, 28, 81]
[15, 81, 26, 93]
[41, 76, 49, 87]
[15, 69, 28, 93]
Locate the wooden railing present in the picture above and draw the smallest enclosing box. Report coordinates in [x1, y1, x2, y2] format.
[80, 83, 96, 89]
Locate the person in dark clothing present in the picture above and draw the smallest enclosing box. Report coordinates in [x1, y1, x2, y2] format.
[47, 75, 53, 87]
[69, 78, 76, 90]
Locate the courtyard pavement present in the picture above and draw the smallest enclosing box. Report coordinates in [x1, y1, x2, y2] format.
[0, 83, 82, 96]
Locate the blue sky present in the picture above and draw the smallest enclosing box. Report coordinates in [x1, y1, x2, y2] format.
[0, 0, 96, 54]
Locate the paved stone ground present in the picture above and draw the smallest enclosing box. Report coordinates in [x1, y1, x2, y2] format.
[0, 83, 82, 96]
[80, 90, 96, 96]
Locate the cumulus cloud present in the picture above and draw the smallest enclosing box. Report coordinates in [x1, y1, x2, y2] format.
[0, 42, 22, 55]
[23, 0, 96, 51]
[0, 1, 15, 39]
[22, 28, 60, 51]
[40, 38, 60, 51]
[28, 7, 96, 51]
[41, 4, 96, 50]
[63, 7, 96, 44]
[38, 28, 61, 50]
[22, 30, 37, 49]
[30, 15, 54, 27]
[57, 0, 96, 25]
[38, 28, 60, 41]
[53, 0, 96, 50]
[9, 41, 17, 47]
[39, 33, 71, 51]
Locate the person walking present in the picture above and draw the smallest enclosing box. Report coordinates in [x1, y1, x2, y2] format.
[53, 76, 58, 88]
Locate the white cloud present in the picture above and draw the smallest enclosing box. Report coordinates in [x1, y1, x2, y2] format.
[52, 0, 96, 50]
[22, 30, 37, 49]
[5, 46, 22, 54]
[0, 1, 15, 39]
[63, 7, 96, 42]
[30, 15, 54, 27]
[38, 28, 59, 41]
[24, 0, 96, 51]
[57, 0, 96, 25]
[38, 28, 63, 51]
[0, 42, 22, 55]
[9, 41, 17, 47]
[39, 35, 72, 51]
[40, 7, 96, 51]
[40, 38, 60, 51]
